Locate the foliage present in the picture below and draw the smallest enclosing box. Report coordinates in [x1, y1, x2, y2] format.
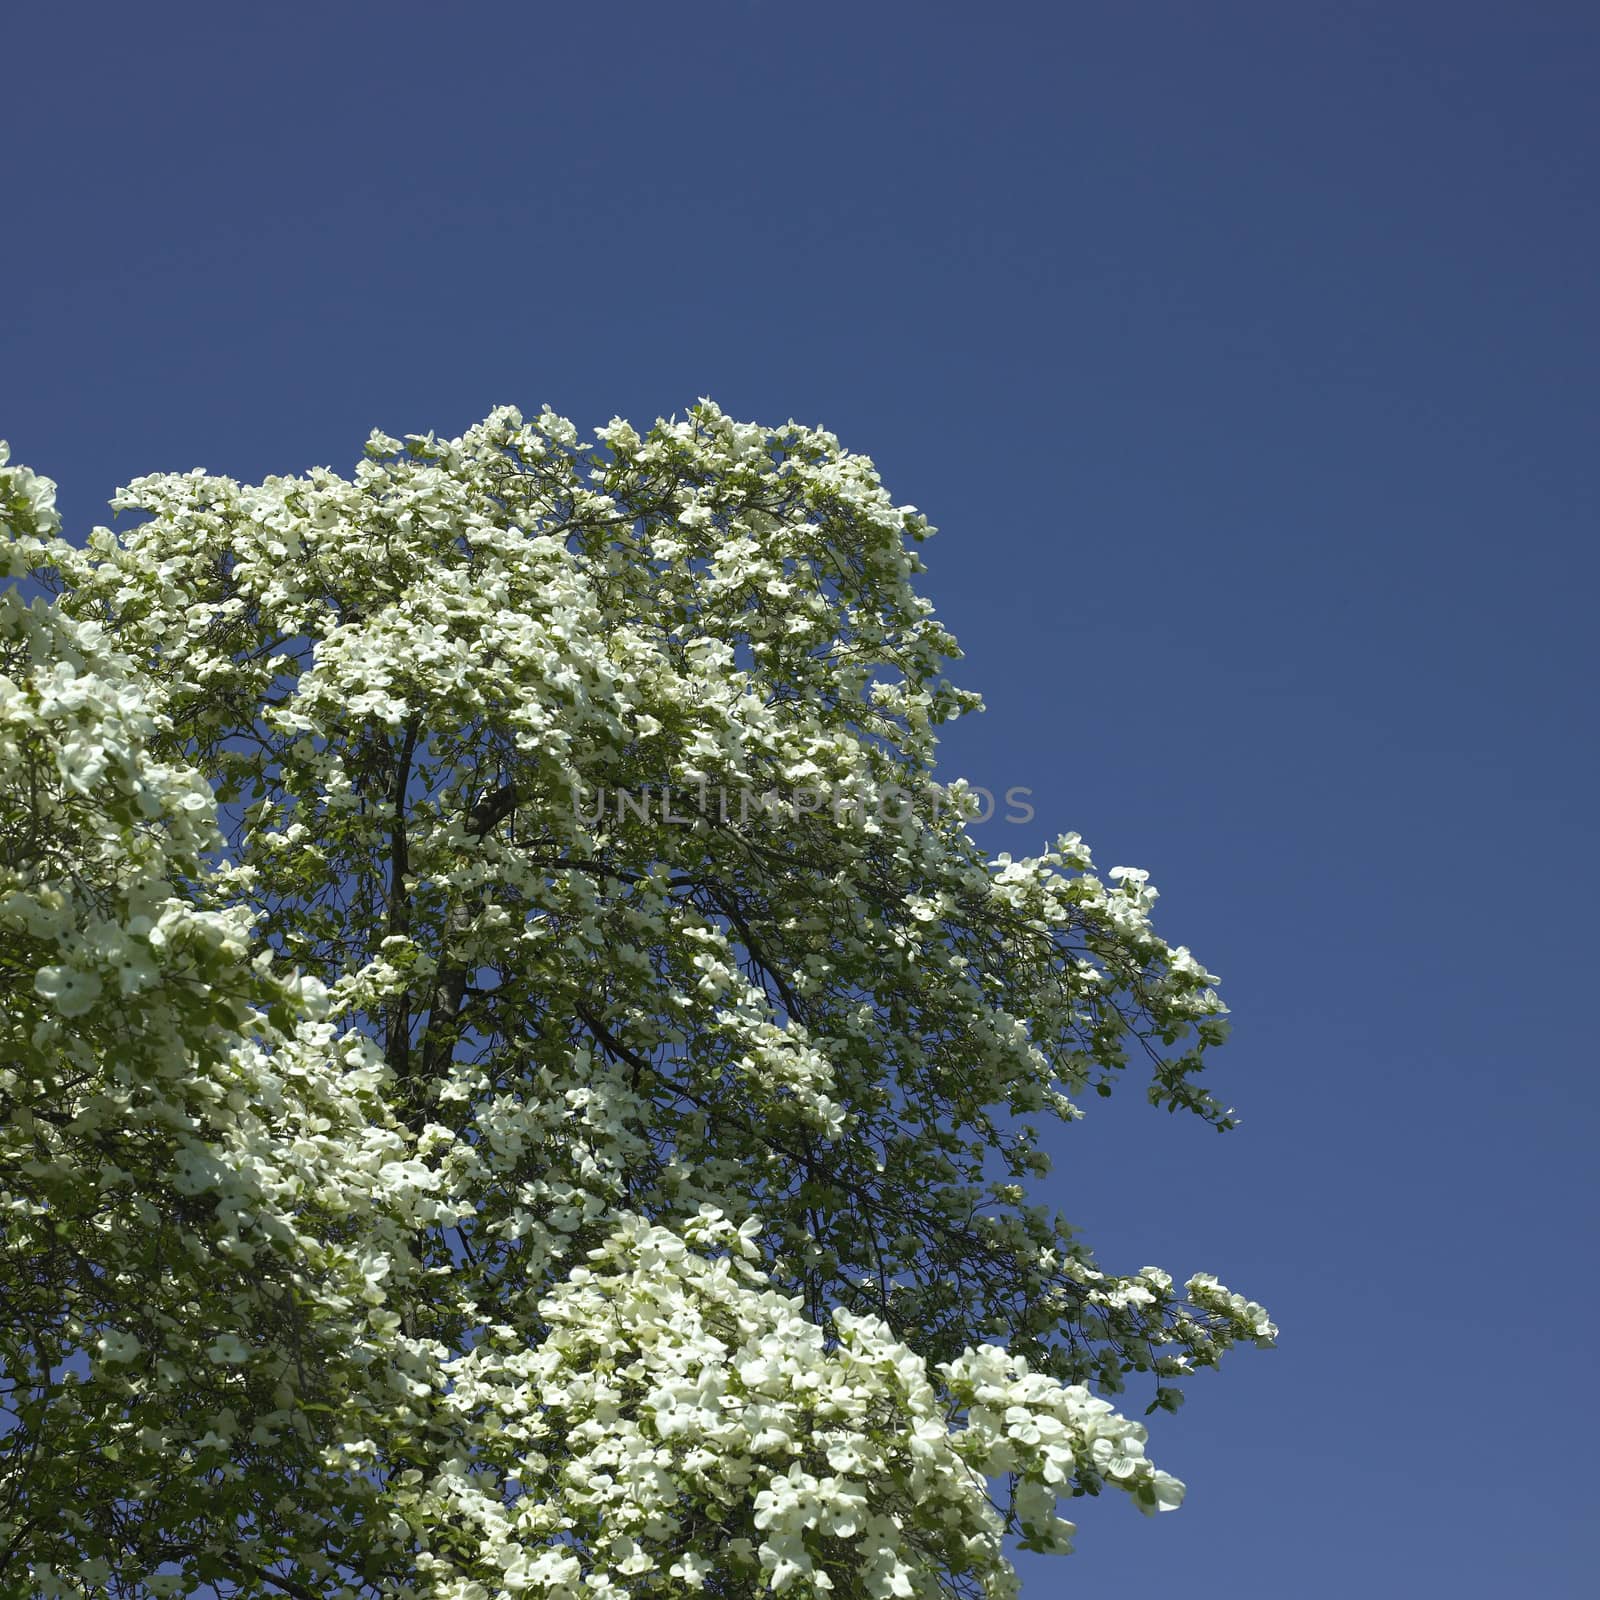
[0, 409, 1273, 1599]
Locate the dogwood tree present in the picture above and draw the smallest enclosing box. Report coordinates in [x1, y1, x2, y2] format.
[0, 408, 1273, 1600]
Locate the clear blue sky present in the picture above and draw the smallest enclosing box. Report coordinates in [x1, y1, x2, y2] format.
[6, 3, 1597, 1593]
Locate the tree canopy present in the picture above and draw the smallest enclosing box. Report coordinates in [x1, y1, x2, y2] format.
[0, 408, 1273, 1600]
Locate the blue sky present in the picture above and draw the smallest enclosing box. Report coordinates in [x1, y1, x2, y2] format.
[6, 2, 1597, 1593]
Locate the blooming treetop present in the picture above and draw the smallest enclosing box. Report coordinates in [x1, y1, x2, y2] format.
[0, 408, 1273, 1600]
